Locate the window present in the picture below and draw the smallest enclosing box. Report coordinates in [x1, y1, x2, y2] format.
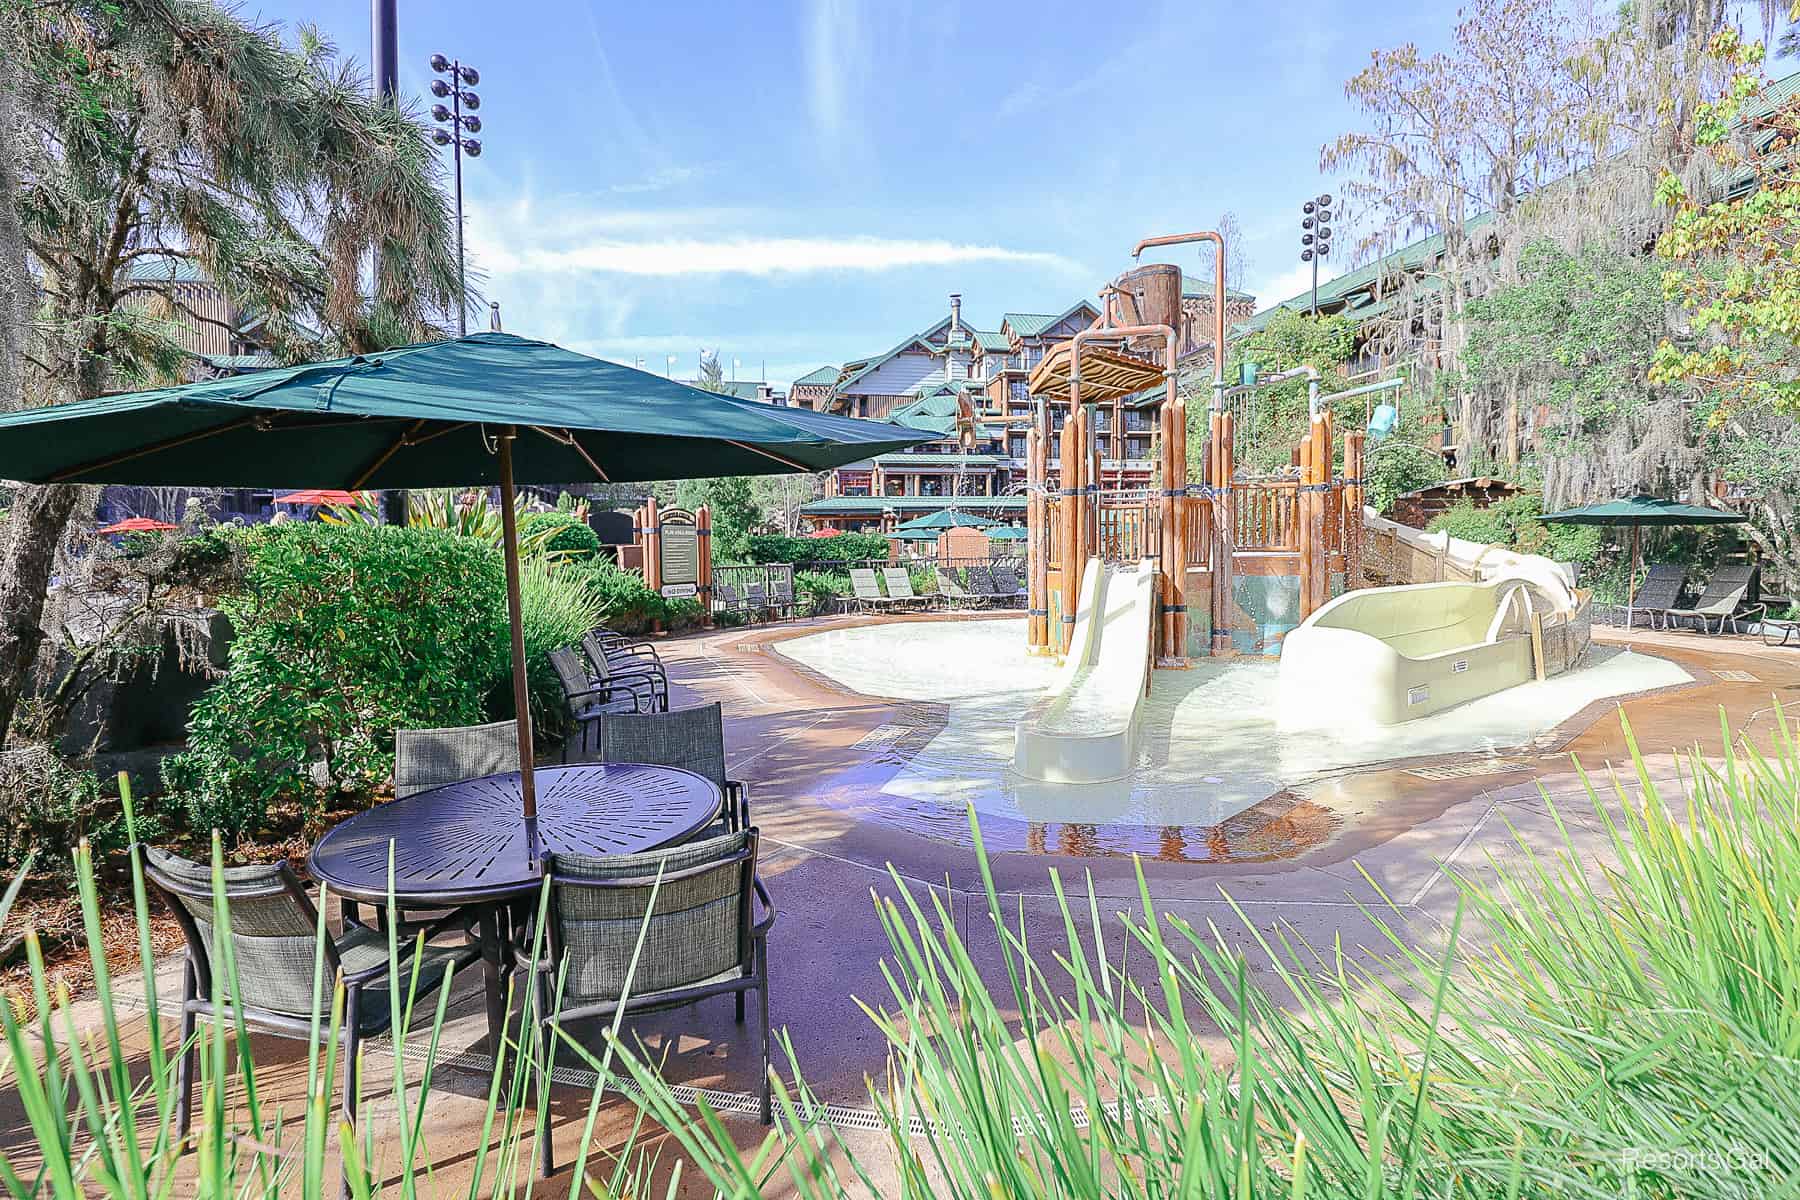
[921, 477, 944, 496]
[1007, 435, 1026, 458]
[1009, 379, 1029, 404]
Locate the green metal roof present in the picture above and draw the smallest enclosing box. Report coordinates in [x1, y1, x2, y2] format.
[686, 379, 769, 400]
[888, 393, 962, 436]
[973, 329, 1010, 351]
[1001, 300, 1099, 341]
[1181, 274, 1257, 304]
[801, 495, 1027, 515]
[871, 452, 999, 467]
[791, 365, 841, 387]
[125, 255, 211, 284]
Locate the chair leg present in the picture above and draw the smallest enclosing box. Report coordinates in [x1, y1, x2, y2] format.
[757, 944, 772, 1126]
[342, 988, 362, 1126]
[176, 962, 198, 1140]
[735, 991, 746, 1024]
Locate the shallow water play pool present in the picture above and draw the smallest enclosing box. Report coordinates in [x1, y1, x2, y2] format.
[774, 618, 1691, 832]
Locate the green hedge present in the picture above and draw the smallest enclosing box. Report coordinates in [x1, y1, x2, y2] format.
[519, 511, 601, 560]
[1427, 494, 1603, 565]
[565, 559, 704, 634]
[747, 531, 890, 564]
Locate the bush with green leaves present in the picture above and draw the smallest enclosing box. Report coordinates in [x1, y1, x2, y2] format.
[795, 570, 850, 616]
[518, 510, 600, 560]
[163, 524, 508, 841]
[1428, 493, 1604, 566]
[748, 531, 889, 565]
[564, 559, 703, 635]
[511, 558, 608, 740]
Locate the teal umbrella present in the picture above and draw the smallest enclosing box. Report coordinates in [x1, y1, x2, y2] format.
[0, 332, 935, 820]
[893, 508, 996, 533]
[986, 525, 1029, 541]
[1540, 493, 1746, 628]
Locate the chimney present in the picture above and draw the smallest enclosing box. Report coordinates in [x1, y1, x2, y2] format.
[949, 292, 962, 338]
[489, 301, 503, 332]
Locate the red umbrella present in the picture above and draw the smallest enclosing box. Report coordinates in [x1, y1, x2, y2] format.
[97, 517, 178, 534]
[274, 489, 364, 506]
[804, 528, 843, 538]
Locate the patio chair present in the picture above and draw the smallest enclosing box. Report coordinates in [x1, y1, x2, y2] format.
[713, 580, 741, 614]
[967, 566, 1016, 608]
[767, 575, 796, 619]
[1627, 563, 1687, 629]
[395, 720, 520, 799]
[140, 846, 477, 1143]
[849, 568, 902, 613]
[881, 566, 933, 611]
[745, 579, 769, 617]
[594, 701, 747, 835]
[582, 632, 668, 707]
[934, 566, 982, 610]
[1763, 611, 1800, 648]
[586, 626, 663, 667]
[1666, 563, 1763, 635]
[988, 565, 1027, 605]
[531, 830, 776, 1175]
[552, 647, 653, 759]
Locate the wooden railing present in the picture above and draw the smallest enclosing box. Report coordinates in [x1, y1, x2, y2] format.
[1232, 481, 1301, 553]
[1096, 502, 1159, 564]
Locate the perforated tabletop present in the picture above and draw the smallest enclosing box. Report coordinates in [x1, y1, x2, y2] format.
[309, 763, 721, 905]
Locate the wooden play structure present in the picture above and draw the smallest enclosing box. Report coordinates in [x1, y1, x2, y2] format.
[1018, 231, 1385, 662]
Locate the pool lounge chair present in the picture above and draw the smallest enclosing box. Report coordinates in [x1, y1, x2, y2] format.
[934, 566, 982, 609]
[881, 566, 933, 611]
[988, 565, 1027, 606]
[967, 565, 1021, 608]
[849, 567, 904, 613]
[1666, 563, 1762, 635]
[1627, 563, 1687, 629]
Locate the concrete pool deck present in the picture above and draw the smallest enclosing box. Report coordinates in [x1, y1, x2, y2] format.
[9, 615, 1799, 1192]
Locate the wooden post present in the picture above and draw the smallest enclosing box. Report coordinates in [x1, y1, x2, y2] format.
[696, 502, 713, 628]
[1059, 400, 1079, 654]
[1297, 432, 1315, 623]
[1344, 430, 1366, 591]
[1171, 395, 1188, 660]
[1530, 611, 1547, 682]
[1211, 409, 1235, 656]
[1027, 424, 1046, 654]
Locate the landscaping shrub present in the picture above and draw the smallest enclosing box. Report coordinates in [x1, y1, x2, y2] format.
[564, 559, 704, 634]
[1428, 493, 1604, 566]
[748, 531, 889, 565]
[795, 570, 850, 616]
[163, 524, 507, 841]
[511, 557, 607, 740]
[519, 510, 601, 560]
[0, 751, 154, 875]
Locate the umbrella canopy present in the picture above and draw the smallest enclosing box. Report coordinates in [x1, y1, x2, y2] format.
[274, 489, 364, 506]
[1539, 494, 1746, 628]
[893, 508, 996, 533]
[986, 525, 1029, 541]
[0, 333, 932, 488]
[803, 528, 845, 539]
[97, 517, 178, 534]
[0, 332, 935, 825]
[1538, 494, 1748, 527]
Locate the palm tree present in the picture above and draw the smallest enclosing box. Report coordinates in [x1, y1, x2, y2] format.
[0, 2, 465, 742]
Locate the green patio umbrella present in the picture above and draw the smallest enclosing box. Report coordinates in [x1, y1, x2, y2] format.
[0, 331, 935, 820]
[1539, 493, 1746, 628]
[892, 508, 997, 533]
[986, 524, 1029, 541]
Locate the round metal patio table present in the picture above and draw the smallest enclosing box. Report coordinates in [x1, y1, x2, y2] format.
[309, 762, 722, 1041]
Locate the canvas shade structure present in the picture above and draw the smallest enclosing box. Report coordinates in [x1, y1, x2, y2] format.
[96, 517, 178, 534]
[1539, 493, 1747, 628]
[273, 489, 364, 506]
[0, 332, 935, 823]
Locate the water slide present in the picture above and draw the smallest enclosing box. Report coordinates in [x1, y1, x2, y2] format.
[1012, 558, 1155, 784]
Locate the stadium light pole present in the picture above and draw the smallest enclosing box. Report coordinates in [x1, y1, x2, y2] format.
[430, 55, 484, 336]
[1301, 193, 1333, 317]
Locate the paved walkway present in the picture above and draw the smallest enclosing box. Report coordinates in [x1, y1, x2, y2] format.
[6, 615, 1796, 1193]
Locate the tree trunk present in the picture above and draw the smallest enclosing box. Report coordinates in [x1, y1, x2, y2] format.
[0, 484, 82, 743]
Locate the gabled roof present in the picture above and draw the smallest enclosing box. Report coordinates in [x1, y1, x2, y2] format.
[124, 255, 213, 285]
[973, 329, 1010, 352]
[791, 365, 840, 388]
[1002, 300, 1100, 341]
[836, 324, 951, 393]
[1180, 273, 1257, 305]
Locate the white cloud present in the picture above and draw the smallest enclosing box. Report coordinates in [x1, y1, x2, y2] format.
[610, 165, 706, 195]
[1250, 261, 1332, 310]
[479, 234, 1073, 278]
[804, 0, 867, 148]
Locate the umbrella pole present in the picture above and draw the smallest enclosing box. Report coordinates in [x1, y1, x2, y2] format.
[1629, 523, 1641, 631]
[496, 429, 538, 824]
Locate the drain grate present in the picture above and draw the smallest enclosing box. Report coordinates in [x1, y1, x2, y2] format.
[1715, 669, 1760, 683]
[1407, 758, 1534, 781]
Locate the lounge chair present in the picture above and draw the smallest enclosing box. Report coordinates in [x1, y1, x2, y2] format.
[767, 574, 796, 619]
[531, 829, 776, 1176]
[849, 567, 903, 613]
[934, 566, 981, 609]
[1764, 612, 1800, 647]
[1627, 563, 1687, 629]
[988, 565, 1027, 606]
[967, 566, 1017, 608]
[881, 566, 933, 611]
[594, 701, 747, 835]
[1666, 563, 1762, 635]
[140, 846, 476, 1149]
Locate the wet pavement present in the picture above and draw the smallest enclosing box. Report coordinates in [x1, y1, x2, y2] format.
[9, 613, 1798, 1193]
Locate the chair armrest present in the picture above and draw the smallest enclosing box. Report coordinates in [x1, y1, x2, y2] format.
[752, 876, 778, 935]
[725, 779, 749, 831]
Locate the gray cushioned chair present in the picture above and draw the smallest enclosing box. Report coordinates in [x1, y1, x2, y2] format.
[552, 646, 656, 759]
[394, 719, 521, 799]
[595, 702, 747, 836]
[139, 846, 477, 1142]
[581, 631, 668, 708]
[531, 829, 775, 1177]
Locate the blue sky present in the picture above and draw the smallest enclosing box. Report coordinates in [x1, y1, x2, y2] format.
[250, 1, 1779, 386]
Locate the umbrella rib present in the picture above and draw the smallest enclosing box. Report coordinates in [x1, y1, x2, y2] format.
[47, 415, 262, 483]
[349, 419, 428, 490]
[530, 426, 610, 483]
[725, 440, 810, 472]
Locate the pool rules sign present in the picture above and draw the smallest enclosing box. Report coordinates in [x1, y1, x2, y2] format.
[633, 496, 712, 621]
